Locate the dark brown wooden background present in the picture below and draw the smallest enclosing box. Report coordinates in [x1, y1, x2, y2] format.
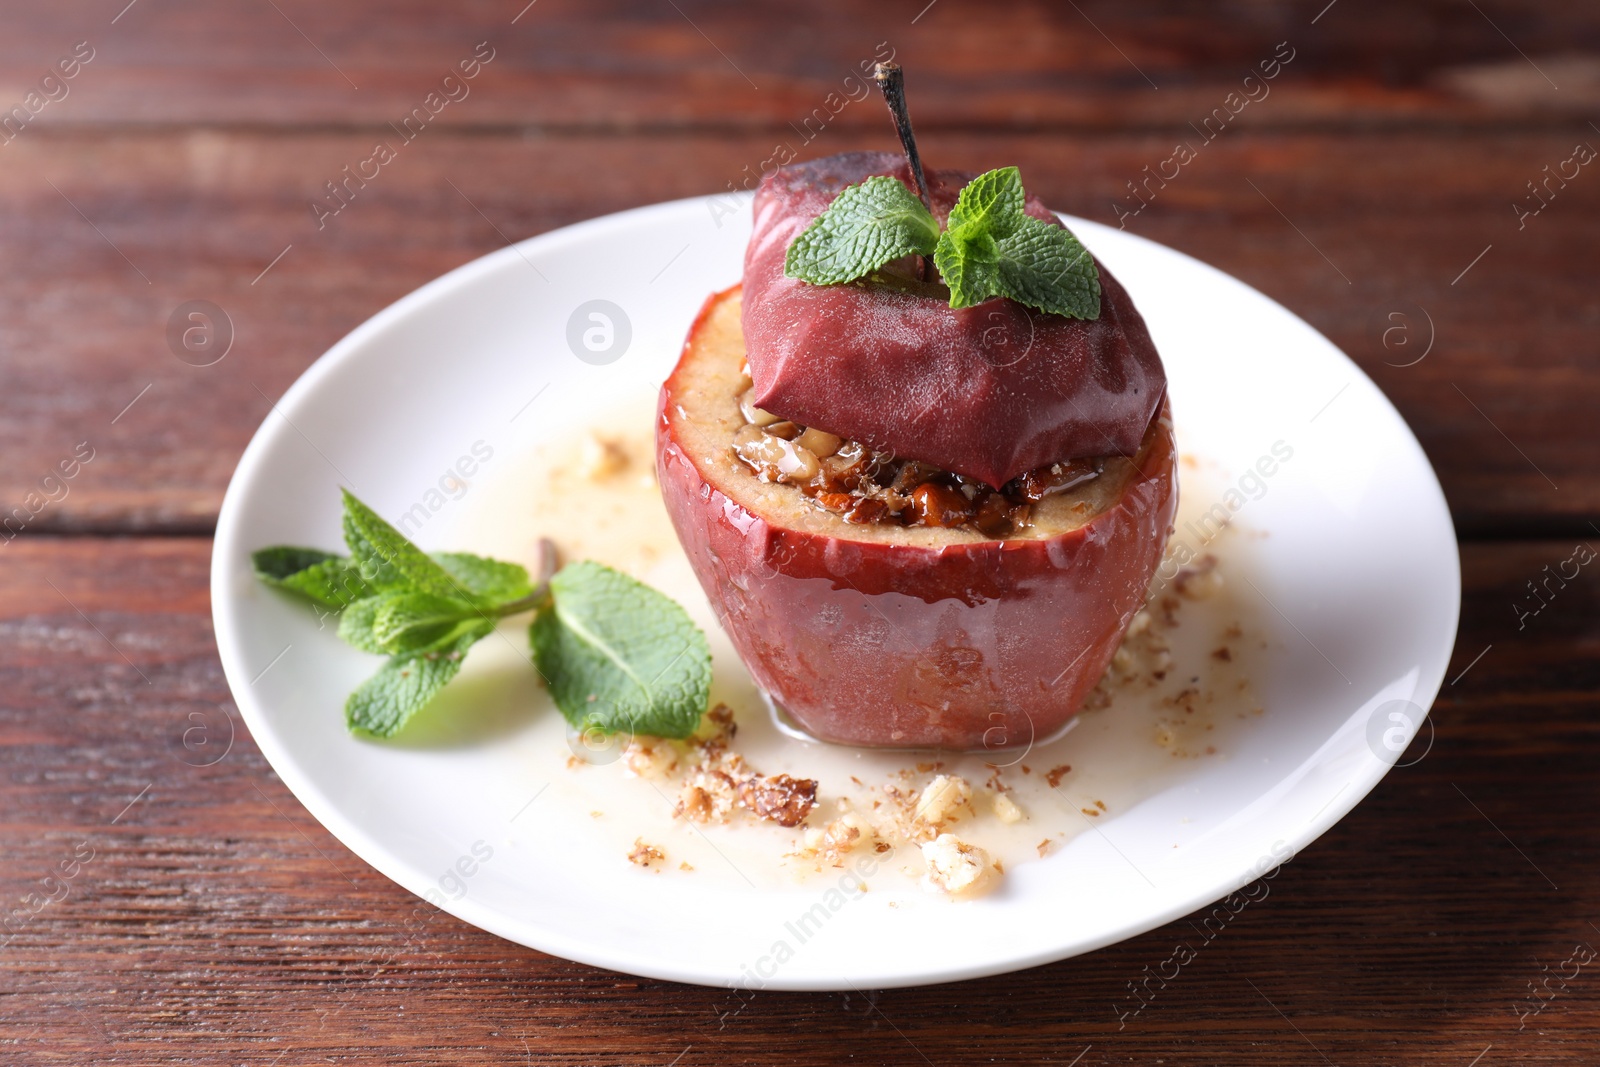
[2, 1, 1597, 1063]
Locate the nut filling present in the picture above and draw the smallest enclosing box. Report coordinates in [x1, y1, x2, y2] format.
[730, 368, 1105, 537]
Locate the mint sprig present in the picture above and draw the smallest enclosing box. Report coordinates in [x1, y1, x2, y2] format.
[782, 166, 1102, 320]
[253, 492, 712, 740]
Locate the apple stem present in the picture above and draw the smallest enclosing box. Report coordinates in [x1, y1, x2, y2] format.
[873, 62, 936, 283]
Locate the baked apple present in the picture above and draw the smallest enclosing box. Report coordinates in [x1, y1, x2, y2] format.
[657, 285, 1177, 750]
[657, 83, 1176, 749]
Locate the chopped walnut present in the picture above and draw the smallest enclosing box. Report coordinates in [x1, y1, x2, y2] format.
[805, 810, 877, 859]
[992, 793, 1024, 824]
[695, 703, 738, 752]
[740, 774, 818, 828]
[914, 775, 972, 828]
[623, 738, 678, 779]
[922, 834, 992, 894]
[674, 770, 739, 824]
[628, 839, 665, 869]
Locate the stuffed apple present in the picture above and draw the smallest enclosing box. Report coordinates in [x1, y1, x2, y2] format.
[656, 71, 1175, 749]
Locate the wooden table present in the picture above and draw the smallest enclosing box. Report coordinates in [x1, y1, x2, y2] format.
[2, 1, 1597, 1063]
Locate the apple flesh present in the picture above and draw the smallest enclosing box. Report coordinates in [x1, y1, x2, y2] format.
[657, 286, 1178, 751]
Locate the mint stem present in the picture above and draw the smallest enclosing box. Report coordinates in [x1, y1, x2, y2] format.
[873, 62, 936, 283]
[493, 583, 552, 619]
[491, 539, 561, 618]
[535, 537, 560, 584]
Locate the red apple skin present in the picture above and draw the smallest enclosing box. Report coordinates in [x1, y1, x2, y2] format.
[657, 288, 1179, 751]
[743, 151, 1168, 489]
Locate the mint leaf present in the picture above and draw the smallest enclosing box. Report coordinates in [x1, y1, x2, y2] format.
[345, 633, 480, 738]
[935, 170, 1101, 318]
[253, 545, 338, 582]
[784, 176, 940, 286]
[934, 226, 1003, 310]
[341, 490, 466, 600]
[337, 590, 495, 657]
[252, 547, 376, 609]
[530, 561, 711, 739]
[371, 592, 487, 656]
[337, 596, 390, 654]
[945, 166, 1024, 241]
[433, 552, 532, 602]
[993, 215, 1101, 319]
[935, 166, 1028, 311]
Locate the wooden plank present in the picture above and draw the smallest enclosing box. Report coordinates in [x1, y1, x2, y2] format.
[0, 0, 1593, 132]
[0, 127, 1594, 535]
[0, 536, 1595, 1063]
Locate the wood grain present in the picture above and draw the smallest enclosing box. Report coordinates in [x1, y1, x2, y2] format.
[0, 127, 1595, 535]
[2, 0, 1597, 130]
[0, 536, 1595, 1065]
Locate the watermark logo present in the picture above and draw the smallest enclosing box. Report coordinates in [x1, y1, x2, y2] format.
[1366, 302, 1434, 368]
[1364, 698, 1432, 767]
[566, 720, 633, 765]
[566, 299, 631, 365]
[975, 306, 1036, 369]
[176, 703, 236, 768]
[167, 300, 233, 367]
[981, 707, 1036, 768]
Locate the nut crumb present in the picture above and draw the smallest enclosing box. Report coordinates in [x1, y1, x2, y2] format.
[1045, 764, 1072, 788]
[922, 834, 992, 894]
[992, 793, 1024, 824]
[822, 811, 876, 855]
[675, 770, 739, 824]
[579, 433, 630, 479]
[914, 775, 972, 829]
[623, 739, 678, 779]
[741, 774, 818, 828]
[1175, 555, 1223, 599]
[628, 839, 665, 869]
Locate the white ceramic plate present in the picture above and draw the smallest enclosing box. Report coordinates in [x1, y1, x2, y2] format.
[211, 194, 1459, 990]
